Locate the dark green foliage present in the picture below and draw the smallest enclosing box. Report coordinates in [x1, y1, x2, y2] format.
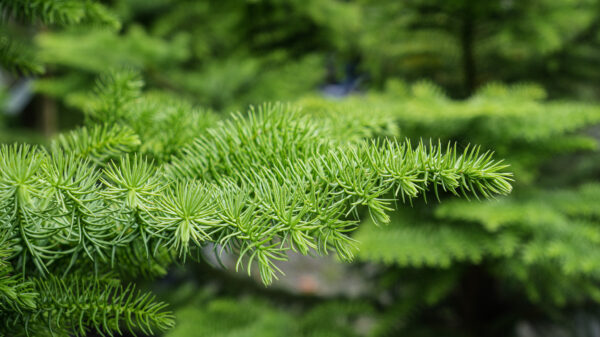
[29, 1, 336, 112]
[436, 183, 600, 304]
[0, 28, 43, 75]
[0, 0, 119, 27]
[0, 0, 118, 74]
[355, 0, 600, 98]
[166, 291, 372, 337]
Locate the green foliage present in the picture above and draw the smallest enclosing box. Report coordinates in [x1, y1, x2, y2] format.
[308, 82, 600, 334]
[0, 28, 44, 75]
[7, 0, 600, 100]
[0, 71, 511, 335]
[433, 183, 600, 302]
[6, 0, 600, 335]
[164, 108, 510, 284]
[167, 296, 296, 337]
[2, 276, 174, 337]
[64, 71, 217, 162]
[30, 0, 338, 111]
[0, 248, 37, 315]
[36, 26, 189, 74]
[51, 124, 141, 164]
[0, 0, 119, 74]
[3, 101, 511, 278]
[0, 0, 119, 28]
[355, 0, 600, 97]
[300, 81, 600, 183]
[355, 214, 519, 268]
[165, 290, 372, 337]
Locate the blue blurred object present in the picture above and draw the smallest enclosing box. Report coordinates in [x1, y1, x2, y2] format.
[0, 70, 33, 116]
[322, 63, 362, 98]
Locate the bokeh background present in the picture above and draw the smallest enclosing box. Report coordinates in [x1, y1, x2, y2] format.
[3, 1, 600, 336]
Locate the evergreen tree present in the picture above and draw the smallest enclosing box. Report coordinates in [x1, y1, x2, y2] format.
[0, 0, 119, 75]
[30, 0, 354, 113]
[0, 71, 512, 336]
[295, 81, 600, 335]
[355, 0, 600, 98]
[4, 1, 600, 336]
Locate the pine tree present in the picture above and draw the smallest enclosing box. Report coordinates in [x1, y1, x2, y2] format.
[295, 81, 600, 335]
[0, 70, 512, 336]
[355, 0, 600, 98]
[28, 0, 600, 117]
[5, 1, 600, 336]
[0, 0, 119, 75]
[29, 0, 352, 113]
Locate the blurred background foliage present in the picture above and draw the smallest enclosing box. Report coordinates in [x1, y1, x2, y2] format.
[3, 0, 600, 336]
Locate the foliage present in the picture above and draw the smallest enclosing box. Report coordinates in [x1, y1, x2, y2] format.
[165, 289, 372, 337]
[30, 0, 339, 112]
[4, 0, 600, 336]
[296, 82, 600, 335]
[355, 0, 600, 98]
[0, 0, 119, 75]
[0, 73, 511, 336]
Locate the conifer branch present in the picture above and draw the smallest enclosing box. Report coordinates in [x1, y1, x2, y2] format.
[50, 124, 141, 165]
[0, 103, 512, 287]
[0, 30, 44, 75]
[1, 0, 119, 28]
[3, 276, 174, 337]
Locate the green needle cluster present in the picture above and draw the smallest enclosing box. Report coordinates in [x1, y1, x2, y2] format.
[0, 96, 512, 335]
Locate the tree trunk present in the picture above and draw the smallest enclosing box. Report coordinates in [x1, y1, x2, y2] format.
[40, 95, 57, 138]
